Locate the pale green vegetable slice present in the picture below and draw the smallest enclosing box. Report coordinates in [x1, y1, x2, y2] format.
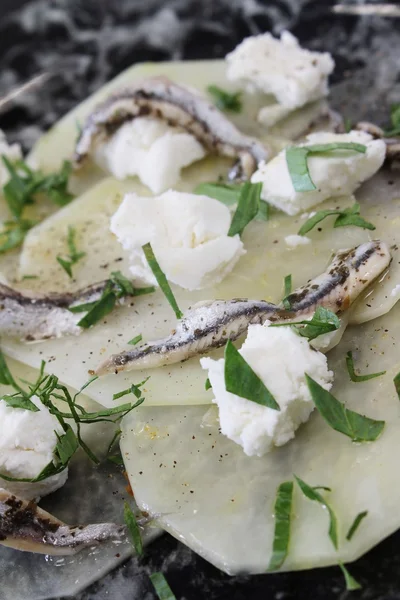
[2, 173, 397, 408]
[0, 358, 161, 600]
[120, 304, 400, 574]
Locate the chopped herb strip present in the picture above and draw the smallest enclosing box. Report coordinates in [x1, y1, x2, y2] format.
[282, 274, 292, 309]
[383, 102, 400, 137]
[150, 572, 177, 600]
[124, 501, 143, 557]
[346, 510, 368, 541]
[0, 218, 36, 254]
[57, 226, 86, 278]
[267, 481, 293, 571]
[194, 182, 242, 206]
[306, 374, 385, 442]
[142, 242, 182, 319]
[395, 372, 400, 399]
[108, 454, 124, 465]
[21, 274, 38, 280]
[2, 394, 39, 412]
[338, 562, 362, 591]
[255, 199, 270, 222]
[228, 182, 263, 237]
[128, 334, 143, 346]
[270, 307, 340, 341]
[345, 351, 386, 382]
[205, 377, 212, 391]
[295, 475, 338, 549]
[106, 428, 121, 455]
[224, 340, 280, 410]
[344, 117, 352, 133]
[286, 143, 366, 193]
[72, 272, 154, 328]
[298, 203, 375, 236]
[0, 352, 143, 482]
[207, 85, 242, 113]
[313, 486, 332, 492]
[77, 291, 116, 328]
[113, 379, 149, 402]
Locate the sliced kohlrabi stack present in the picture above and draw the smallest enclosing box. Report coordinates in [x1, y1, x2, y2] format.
[120, 303, 400, 574]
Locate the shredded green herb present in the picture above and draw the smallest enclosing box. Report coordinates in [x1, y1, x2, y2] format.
[346, 351, 386, 382]
[112, 378, 149, 402]
[149, 573, 177, 600]
[194, 182, 242, 206]
[346, 510, 368, 541]
[344, 117, 353, 133]
[0, 351, 143, 484]
[270, 307, 340, 341]
[56, 225, 86, 278]
[286, 143, 366, 193]
[395, 372, 400, 400]
[142, 242, 183, 319]
[128, 334, 143, 346]
[298, 203, 375, 236]
[224, 340, 280, 410]
[124, 501, 143, 557]
[205, 377, 212, 391]
[306, 374, 385, 442]
[295, 475, 338, 549]
[339, 562, 362, 591]
[207, 85, 242, 112]
[267, 481, 294, 571]
[383, 103, 400, 137]
[228, 182, 263, 237]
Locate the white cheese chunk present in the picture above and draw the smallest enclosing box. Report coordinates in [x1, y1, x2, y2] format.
[0, 130, 22, 187]
[251, 131, 386, 216]
[201, 323, 333, 457]
[284, 234, 311, 248]
[226, 31, 334, 121]
[0, 395, 68, 500]
[110, 190, 245, 291]
[94, 116, 205, 194]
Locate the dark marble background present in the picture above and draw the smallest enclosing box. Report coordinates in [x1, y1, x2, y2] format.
[0, 1, 400, 599]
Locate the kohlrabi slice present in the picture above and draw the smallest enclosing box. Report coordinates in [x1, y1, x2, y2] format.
[0, 358, 161, 600]
[120, 303, 400, 574]
[4, 172, 398, 408]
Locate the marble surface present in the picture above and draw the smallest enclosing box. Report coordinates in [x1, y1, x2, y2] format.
[0, 1, 399, 599]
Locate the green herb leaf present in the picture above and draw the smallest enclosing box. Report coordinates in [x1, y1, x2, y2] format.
[395, 372, 400, 399]
[77, 291, 116, 328]
[346, 351, 386, 382]
[298, 203, 375, 236]
[124, 501, 143, 557]
[55, 425, 79, 465]
[270, 307, 340, 341]
[205, 377, 212, 391]
[306, 374, 385, 442]
[383, 102, 400, 137]
[108, 454, 124, 465]
[346, 510, 368, 541]
[57, 226, 85, 278]
[282, 274, 292, 309]
[2, 394, 39, 412]
[344, 117, 352, 133]
[142, 242, 182, 319]
[150, 573, 177, 600]
[207, 85, 242, 113]
[295, 475, 338, 549]
[224, 340, 280, 410]
[339, 562, 362, 591]
[128, 334, 142, 346]
[194, 182, 242, 206]
[287, 143, 367, 193]
[286, 147, 315, 192]
[228, 182, 262, 237]
[267, 481, 293, 571]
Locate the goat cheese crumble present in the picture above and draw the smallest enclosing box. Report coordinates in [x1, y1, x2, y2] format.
[94, 116, 206, 194]
[110, 190, 245, 291]
[251, 130, 386, 216]
[201, 322, 333, 457]
[0, 395, 68, 500]
[226, 31, 334, 126]
[285, 234, 311, 248]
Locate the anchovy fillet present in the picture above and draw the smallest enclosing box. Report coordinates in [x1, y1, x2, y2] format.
[0, 489, 126, 555]
[0, 280, 109, 341]
[96, 241, 390, 374]
[74, 76, 270, 178]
